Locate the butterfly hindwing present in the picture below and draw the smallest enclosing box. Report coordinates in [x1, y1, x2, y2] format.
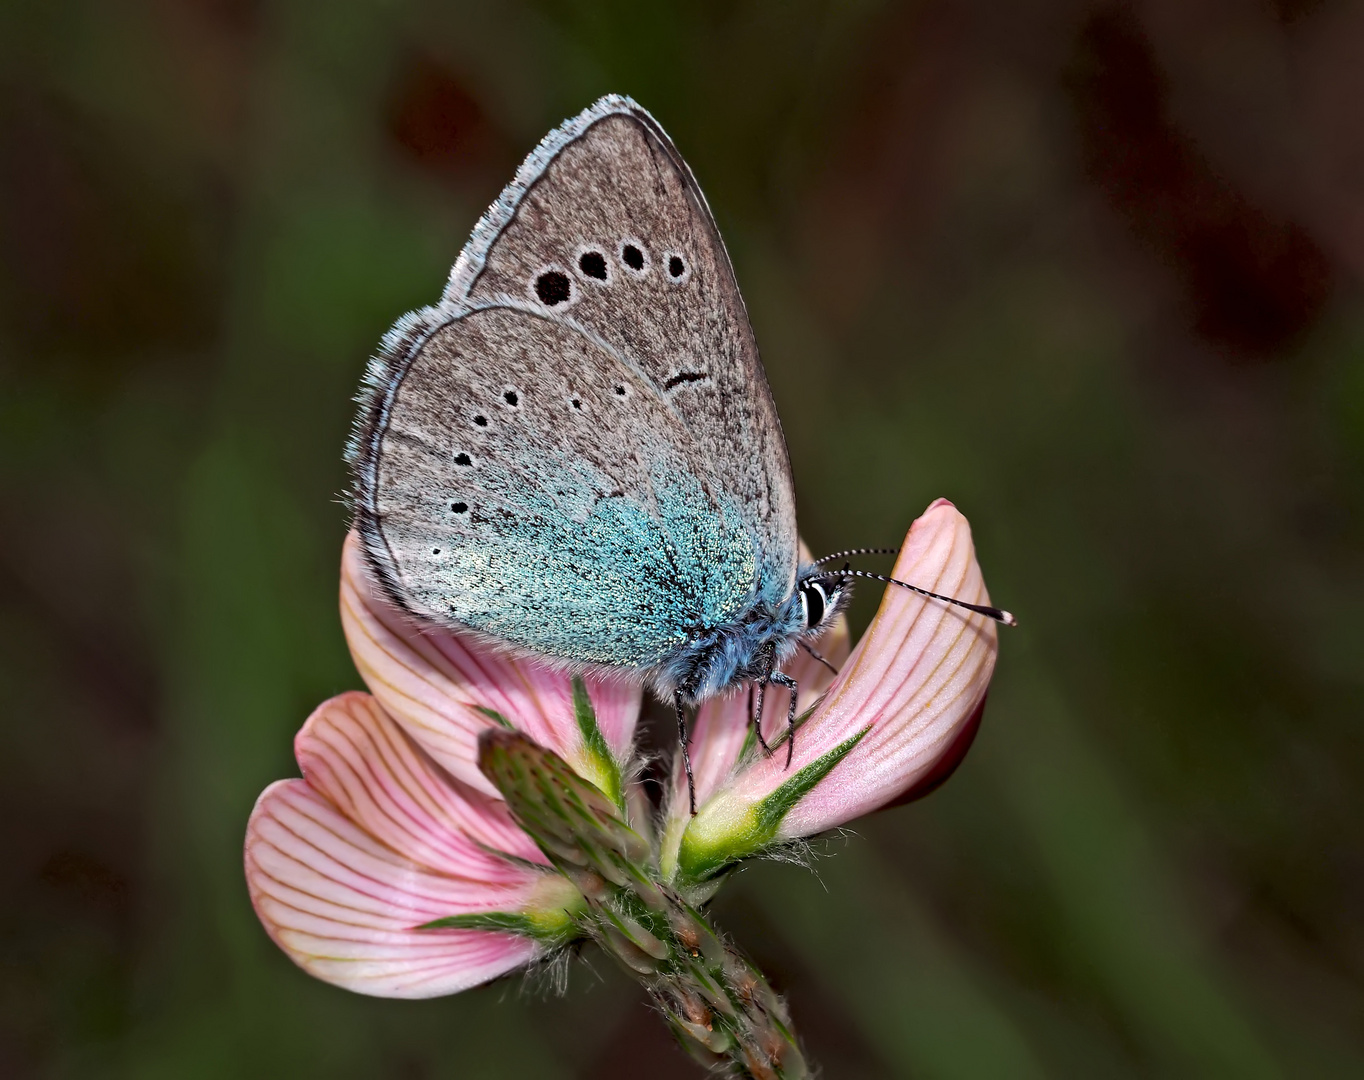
[367, 303, 757, 667]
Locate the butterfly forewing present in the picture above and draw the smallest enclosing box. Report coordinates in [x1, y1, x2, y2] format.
[454, 100, 797, 606]
[372, 304, 761, 667]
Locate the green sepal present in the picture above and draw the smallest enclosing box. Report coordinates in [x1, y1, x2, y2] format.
[416, 909, 575, 946]
[474, 705, 514, 730]
[571, 675, 623, 809]
[417, 871, 585, 945]
[677, 726, 871, 883]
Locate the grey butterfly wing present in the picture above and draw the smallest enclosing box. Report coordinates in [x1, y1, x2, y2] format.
[360, 302, 759, 667]
[448, 95, 798, 606]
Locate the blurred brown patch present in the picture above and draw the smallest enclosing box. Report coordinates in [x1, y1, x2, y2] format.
[185, 0, 261, 36]
[386, 53, 509, 187]
[0, 90, 224, 368]
[39, 849, 130, 921]
[1270, 0, 1328, 26]
[798, 3, 969, 324]
[1068, 7, 1335, 361]
[151, 0, 262, 155]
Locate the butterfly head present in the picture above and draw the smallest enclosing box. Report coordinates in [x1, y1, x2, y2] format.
[795, 569, 852, 639]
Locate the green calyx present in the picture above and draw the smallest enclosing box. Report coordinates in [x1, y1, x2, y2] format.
[476, 728, 809, 1078]
[473, 705, 515, 730]
[417, 906, 573, 946]
[676, 726, 871, 884]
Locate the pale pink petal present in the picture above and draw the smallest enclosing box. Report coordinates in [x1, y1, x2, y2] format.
[296, 692, 546, 872]
[682, 501, 998, 861]
[667, 612, 852, 815]
[245, 763, 590, 998]
[340, 531, 641, 797]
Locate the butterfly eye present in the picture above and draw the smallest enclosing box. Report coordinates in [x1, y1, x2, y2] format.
[800, 581, 828, 630]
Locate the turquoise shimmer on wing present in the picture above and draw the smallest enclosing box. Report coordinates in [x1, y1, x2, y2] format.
[412, 459, 758, 669]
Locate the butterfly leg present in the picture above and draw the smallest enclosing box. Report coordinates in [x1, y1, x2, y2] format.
[770, 671, 799, 768]
[674, 691, 696, 815]
[752, 679, 773, 755]
[798, 638, 839, 676]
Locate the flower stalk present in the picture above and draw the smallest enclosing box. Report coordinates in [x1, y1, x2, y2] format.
[480, 727, 808, 1078]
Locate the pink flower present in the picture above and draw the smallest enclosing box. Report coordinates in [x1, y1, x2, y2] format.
[244, 499, 1001, 999]
[665, 499, 1000, 881]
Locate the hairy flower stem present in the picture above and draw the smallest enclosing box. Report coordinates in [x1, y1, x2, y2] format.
[479, 730, 808, 1079]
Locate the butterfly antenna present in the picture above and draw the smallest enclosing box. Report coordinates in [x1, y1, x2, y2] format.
[798, 639, 839, 675]
[812, 547, 900, 566]
[844, 570, 1018, 626]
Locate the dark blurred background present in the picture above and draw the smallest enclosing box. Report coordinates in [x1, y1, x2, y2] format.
[3, 0, 1362, 1076]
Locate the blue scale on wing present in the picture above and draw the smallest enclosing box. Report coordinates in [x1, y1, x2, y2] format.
[370, 305, 758, 668]
[423, 453, 755, 667]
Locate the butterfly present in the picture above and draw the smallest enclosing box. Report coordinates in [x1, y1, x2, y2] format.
[347, 95, 1012, 811]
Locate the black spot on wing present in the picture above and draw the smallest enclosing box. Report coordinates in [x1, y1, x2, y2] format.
[578, 250, 608, 280]
[664, 371, 708, 390]
[535, 270, 572, 305]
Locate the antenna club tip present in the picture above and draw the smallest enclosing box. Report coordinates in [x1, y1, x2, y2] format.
[999, 610, 1018, 628]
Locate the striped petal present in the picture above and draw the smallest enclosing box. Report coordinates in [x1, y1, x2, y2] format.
[295, 691, 545, 871]
[676, 501, 999, 880]
[245, 693, 582, 998]
[340, 531, 642, 798]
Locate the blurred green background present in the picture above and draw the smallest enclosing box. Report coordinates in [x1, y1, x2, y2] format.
[3, 0, 1362, 1076]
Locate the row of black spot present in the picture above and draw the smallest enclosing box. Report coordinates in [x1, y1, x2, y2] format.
[534, 240, 689, 307]
[442, 377, 632, 528]
[467, 381, 626, 427]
